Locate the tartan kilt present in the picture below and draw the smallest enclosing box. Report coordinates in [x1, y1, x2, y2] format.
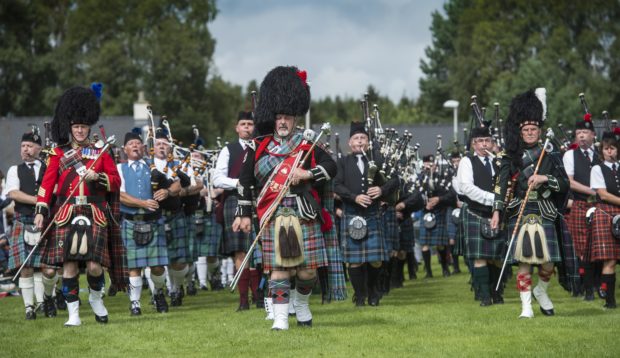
[398, 216, 415, 253]
[7, 216, 43, 270]
[199, 212, 222, 257]
[418, 208, 449, 247]
[164, 212, 190, 264]
[383, 206, 399, 252]
[122, 218, 169, 269]
[447, 208, 458, 240]
[590, 203, 620, 261]
[462, 204, 505, 261]
[222, 195, 253, 254]
[506, 203, 562, 264]
[341, 203, 386, 264]
[261, 197, 327, 271]
[566, 199, 590, 258]
[42, 205, 110, 266]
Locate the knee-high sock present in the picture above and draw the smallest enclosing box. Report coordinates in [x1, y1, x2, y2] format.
[196, 257, 208, 286]
[144, 267, 156, 294]
[185, 263, 195, 283]
[601, 273, 616, 306]
[367, 264, 381, 297]
[473, 266, 490, 300]
[238, 268, 250, 305]
[87, 273, 105, 291]
[165, 267, 172, 292]
[296, 277, 317, 295]
[226, 257, 235, 281]
[42, 274, 57, 297]
[169, 266, 189, 292]
[422, 250, 432, 274]
[33, 272, 44, 304]
[437, 247, 449, 271]
[150, 271, 166, 291]
[249, 269, 261, 300]
[348, 265, 367, 299]
[19, 276, 35, 307]
[62, 276, 80, 303]
[129, 276, 143, 302]
[269, 279, 291, 304]
[207, 258, 219, 280]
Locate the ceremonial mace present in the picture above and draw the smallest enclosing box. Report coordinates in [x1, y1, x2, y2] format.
[495, 129, 554, 291]
[229, 123, 332, 291]
[12, 136, 117, 281]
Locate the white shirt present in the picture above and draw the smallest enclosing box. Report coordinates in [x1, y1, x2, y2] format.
[153, 157, 178, 181]
[456, 155, 494, 206]
[3, 160, 43, 196]
[590, 161, 619, 190]
[213, 139, 249, 190]
[117, 159, 148, 193]
[563, 147, 595, 176]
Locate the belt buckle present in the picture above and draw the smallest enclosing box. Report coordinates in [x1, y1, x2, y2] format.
[528, 191, 538, 200]
[75, 196, 87, 206]
[279, 207, 295, 217]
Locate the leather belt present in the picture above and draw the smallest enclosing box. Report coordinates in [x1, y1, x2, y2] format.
[58, 196, 105, 206]
[123, 212, 161, 222]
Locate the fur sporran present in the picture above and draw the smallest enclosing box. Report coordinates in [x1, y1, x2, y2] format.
[274, 208, 304, 268]
[480, 219, 499, 240]
[612, 215, 620, 240]
[23, 225, 41, 246]
[514, 214, 549, 264]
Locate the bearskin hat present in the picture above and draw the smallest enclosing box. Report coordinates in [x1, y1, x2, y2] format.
[349, 121, 368, 137]
[51, 84, 102, 144]
[504, 88, 546, 161]
[255, 66, 310, 136]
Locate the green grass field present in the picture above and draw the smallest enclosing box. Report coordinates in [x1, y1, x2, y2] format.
[1, 263, 619, 357]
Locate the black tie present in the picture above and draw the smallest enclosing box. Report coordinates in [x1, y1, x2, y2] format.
[584, 150, 591, 163]
[613, 163, 617, 175]
[484, 157, 492, 176]
[27, 163, 36, 178]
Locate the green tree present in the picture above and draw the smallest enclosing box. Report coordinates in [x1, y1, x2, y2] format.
[418, 0, 620, 129]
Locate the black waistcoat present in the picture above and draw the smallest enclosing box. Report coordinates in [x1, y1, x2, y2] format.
[464, 155, 495, 216]
[600, 164, 620, 199]
[227, 142, 244, 178]
[15, 162, 46, 216]
[573, 149, 599, 201]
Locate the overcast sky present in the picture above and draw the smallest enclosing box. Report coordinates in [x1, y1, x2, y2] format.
[210, 0, 444, 102]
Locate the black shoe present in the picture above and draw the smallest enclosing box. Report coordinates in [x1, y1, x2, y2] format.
[584, 289, 595, 301]
[479, 297, 492, 307]
[539, 307, 555, 316]
[442, 269, 451, 278]
[604, 302, 617, 309]
[186, 282, 197, 296]
[491, 293, 504, 305]
[25, 305, 36, 320]
[210, 278, 224, 291]
[297, 319, 312, 327]
[452, 268, 461, 275]
[95, 315, 109, 324]
[170, 291, 183, 307]
[236, 303, 250, 312]
[368, 296, 380, 306]
[107, 284, 118, 297]
[43, 295, 57, 318]
[424, 271, 433, 279]
[130, 301, 142, 316]
[55, 291, 67, 310]
[154, 291, 169, 313]
[199, 284, 209, 291]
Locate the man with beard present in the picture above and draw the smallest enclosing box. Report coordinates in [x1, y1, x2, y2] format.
[233, 66, 336, 330]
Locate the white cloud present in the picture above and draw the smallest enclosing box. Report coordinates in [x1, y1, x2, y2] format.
[210, 1, 442, 102]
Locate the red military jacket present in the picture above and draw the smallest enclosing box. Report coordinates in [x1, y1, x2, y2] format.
[35, 143, 121, 227]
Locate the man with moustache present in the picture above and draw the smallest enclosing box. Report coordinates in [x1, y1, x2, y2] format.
[233, 66, 337, 330]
